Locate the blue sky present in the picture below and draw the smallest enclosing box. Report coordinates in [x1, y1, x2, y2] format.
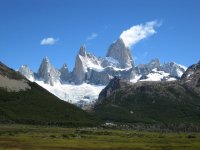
[0, 0, 200, 71]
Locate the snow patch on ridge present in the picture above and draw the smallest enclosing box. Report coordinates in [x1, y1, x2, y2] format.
[140, 68, 176, 81]
[79, 54, 104, 72]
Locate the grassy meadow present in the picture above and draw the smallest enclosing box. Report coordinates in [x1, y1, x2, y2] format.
[0, 124, 200, 150]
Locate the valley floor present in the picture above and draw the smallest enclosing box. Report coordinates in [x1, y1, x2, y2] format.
[0, 124, 200, 150]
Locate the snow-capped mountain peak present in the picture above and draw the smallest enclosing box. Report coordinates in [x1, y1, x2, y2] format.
[106, 38, 134, 69]
[148, 58, 160, 68]
[79, 45, 87, 56]
[38, 57, 60, 86]
[161, 62, 186, 78]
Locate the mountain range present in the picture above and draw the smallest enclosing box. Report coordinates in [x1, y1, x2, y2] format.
[1, 38, 200, 130]
[1, 58, 200, 130]
[18, 38, 187, 108]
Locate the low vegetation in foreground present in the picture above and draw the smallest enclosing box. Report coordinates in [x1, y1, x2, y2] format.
[0, 124, 200, 150]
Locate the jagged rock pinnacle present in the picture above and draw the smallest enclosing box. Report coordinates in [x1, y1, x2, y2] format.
[106, 38, 134, 69]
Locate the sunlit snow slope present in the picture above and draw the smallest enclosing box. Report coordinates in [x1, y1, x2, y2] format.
[35, 81, 105, 108]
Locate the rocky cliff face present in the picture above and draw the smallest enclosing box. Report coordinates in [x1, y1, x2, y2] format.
[72, 46, 104, 84]
[106, 38, 134, 69]
[59, 64, 69, 83]
[100, 57, 121, 68]
[73, 54, 87, 84]
[98, 76, 130, 103]
[38, 57, 60, 86]
[162, 62, 186, 77]
[136, 59, 161, 75]
[181, 61, 200, 95]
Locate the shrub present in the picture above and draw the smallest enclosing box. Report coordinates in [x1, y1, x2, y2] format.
[187, 134, 196, 138]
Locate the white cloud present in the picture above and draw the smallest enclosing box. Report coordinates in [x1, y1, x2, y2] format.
[86, 33, 98, 41]
[40, 37, 58, 45]
[120, 20, 161, 48]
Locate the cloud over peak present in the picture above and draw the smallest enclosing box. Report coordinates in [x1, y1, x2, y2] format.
[120, 20, 161, 48]
[40, 37, 58, 45]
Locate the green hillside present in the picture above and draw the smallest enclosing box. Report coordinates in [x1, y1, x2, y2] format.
[0, 62, 98, 126]
[94, 81, 200, 124]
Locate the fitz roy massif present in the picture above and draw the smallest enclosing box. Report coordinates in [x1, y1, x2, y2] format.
[18, 38, 186, 108]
